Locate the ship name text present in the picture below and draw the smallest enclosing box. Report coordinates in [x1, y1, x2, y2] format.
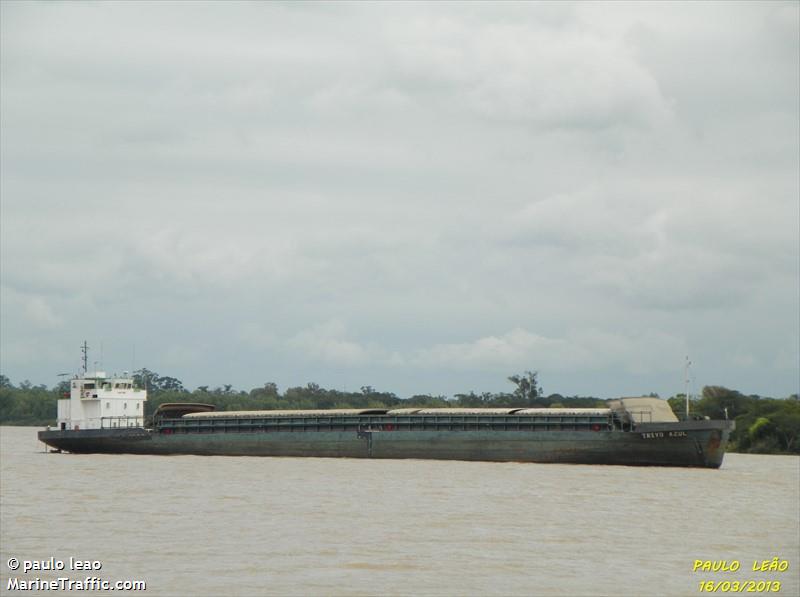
[640, 431, 688, 439]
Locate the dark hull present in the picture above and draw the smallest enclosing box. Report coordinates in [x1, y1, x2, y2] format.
[38, 420, 733, 468]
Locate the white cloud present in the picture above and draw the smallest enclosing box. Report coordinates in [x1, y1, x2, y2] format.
[413, 328, 686, 376]
[288, 321, 372, 367]
[5, 290, 63, 330]
[387, 7, 672, 130]
[23, 296, 62, 329]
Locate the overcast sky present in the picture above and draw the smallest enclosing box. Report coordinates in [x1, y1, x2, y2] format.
[1, 1, 797, 400]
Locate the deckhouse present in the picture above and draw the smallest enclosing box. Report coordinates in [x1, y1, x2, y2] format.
[57, 371, 147, 431]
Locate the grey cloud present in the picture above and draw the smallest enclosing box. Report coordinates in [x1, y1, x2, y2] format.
[1, 2, 797, 399]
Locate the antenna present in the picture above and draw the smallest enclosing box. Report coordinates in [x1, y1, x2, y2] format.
[81, 341, 89, 375]
[684, 356, 692, 419]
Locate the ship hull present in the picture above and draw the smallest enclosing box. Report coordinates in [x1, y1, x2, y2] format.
[38, 421, 732, 468]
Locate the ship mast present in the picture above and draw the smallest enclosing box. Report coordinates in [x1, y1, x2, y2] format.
[684, 356, 692, 419]
[81, 341, 89, 376]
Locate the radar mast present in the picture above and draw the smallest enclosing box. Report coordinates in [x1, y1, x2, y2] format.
[81, 341, 89, 376]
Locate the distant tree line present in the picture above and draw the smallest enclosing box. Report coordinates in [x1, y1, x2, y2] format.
[1, 371, 797, 454]
[667, 386, 800, 454]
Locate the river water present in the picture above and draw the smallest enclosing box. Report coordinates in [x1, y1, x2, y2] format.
[1, 426, 798, 596]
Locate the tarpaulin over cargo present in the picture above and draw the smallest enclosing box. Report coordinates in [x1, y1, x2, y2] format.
[513, 408, 612, 416]
[608, 397, 679, 423]
[184, 409, 388, 419]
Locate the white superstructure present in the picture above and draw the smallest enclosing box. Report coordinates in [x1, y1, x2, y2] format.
[57, 371, 147, 430]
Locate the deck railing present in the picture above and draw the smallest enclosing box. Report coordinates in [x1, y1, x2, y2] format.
[158, 413, 615, 434]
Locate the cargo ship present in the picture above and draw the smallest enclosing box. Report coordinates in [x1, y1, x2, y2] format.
[38, 368, 734, 468]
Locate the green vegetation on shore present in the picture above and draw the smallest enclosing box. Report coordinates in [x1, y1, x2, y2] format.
[1, 371, 797, 454]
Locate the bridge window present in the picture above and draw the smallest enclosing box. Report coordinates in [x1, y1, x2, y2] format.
[106, 402, 110, 409]
[124, 402, 127, 410]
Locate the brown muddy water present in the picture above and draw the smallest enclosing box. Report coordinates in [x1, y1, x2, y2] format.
[1, 426, 798, 596]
